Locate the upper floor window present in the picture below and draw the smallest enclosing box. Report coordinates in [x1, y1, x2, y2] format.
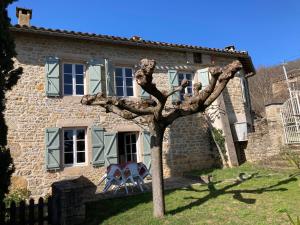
[63, 63, 85, 96]
[178, 73, 193, 100]
[63, 128, 86, 166]
[115, 67, 134, 97]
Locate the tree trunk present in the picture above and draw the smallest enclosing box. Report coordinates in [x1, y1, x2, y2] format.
[150, 122, 165, 218]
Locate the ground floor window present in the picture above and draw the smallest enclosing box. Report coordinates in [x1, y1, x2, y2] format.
[118, 132, 137, 164]
[63, 128, 86, 166]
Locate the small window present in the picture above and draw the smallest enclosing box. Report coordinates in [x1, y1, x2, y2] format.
[193, 53, 202, 64]
[118, 132, 137, 164]
[178, 73, 193, 100]
[115, 67, 134, 97]
[63, 128, 86, 166]
[63, 63, 85, 96]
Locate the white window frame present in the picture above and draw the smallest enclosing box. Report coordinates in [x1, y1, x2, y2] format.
[62, 63, 86, 96]
[178, 72, 194, 99]
[63, 127, 88, 167]
[115, 67, 134, 97]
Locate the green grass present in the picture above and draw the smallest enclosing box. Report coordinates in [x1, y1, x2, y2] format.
[84, 164, 300, 225]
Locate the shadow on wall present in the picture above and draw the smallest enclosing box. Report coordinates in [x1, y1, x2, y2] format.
[165, 113, 221, 177]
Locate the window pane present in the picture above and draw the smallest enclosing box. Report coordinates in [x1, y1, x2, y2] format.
[126, 78, 133, 87]
[64, 141, 73, 152]
[127, 154, 132, 162]
[77, 141, 85, 152]
[76, 85, 84, 95]
[76, 129, 85, 139]
[126, 144, 131, 153]
[76, 75, 84, 84]
[125, 135, 130, 144]
[132, 154, 137, 162]
[64, 74, 72, 84]
[64, 153, 73, 164]
[115, 68, 122, 77]
[64, 85, 73, 95]
[186, 74, 192, 80]
[116, 77, 123, 86]
[64, 64, 72, 74]
[178, 73, 184, 80]
[64, 130, 73, 140]
[75, 64, 83, 74]
[125, 68, 132, 78]
[132, 144, 136, 153]
[131, 134, 136, 142]
[116, 87, 123, 96]
[77, 152, 85, 163]
[126, 87, 133, 96]
[187, 87, 193, 94]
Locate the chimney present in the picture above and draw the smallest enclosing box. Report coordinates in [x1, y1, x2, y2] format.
[16, 7, 32, 26]
[224, 45, 236, 52]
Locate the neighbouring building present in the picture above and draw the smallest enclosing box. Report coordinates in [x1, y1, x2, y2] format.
[6, 8, 255, 198]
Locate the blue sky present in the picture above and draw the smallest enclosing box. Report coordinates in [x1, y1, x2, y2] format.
[8, 0, 300, 68]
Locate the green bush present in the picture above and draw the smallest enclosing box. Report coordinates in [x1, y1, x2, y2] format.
[4, 188, 30, 207]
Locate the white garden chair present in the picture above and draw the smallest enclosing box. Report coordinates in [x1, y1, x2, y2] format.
[99, 164, 129, 194]
[122, 162, 145, 192]
[138, 162, 151, 179]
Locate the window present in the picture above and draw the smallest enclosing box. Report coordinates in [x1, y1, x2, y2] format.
[115, 67, 134, 97]
[178, 73, 193, 100]
[118, 132, 137, 164]
[63, 63, 85, 95]
[193, 53, 202, 64]
[63, 128, 86, 166]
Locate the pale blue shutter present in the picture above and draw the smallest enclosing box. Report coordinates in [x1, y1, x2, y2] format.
[45, 128, 60, 170]
[140, 88, 150, 99]
[45, 56, 60, 96]
[88, 59, 104, 95]
[142, 131, 151, 170]
[197, 68, 210, 88]
[91, 126, 105, 166]
[168, 70, 179, 103]
[105, 59, 116, 96]
[104, 132, 118, 166]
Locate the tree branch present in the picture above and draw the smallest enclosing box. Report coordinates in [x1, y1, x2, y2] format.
[163, 60, 243, 125]
[81, 93, 155, 115]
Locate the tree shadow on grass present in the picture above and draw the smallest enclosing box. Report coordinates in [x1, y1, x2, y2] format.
[167, 172, 298, 215]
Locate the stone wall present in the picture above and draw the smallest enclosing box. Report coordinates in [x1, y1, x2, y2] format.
[5, 32, 250, 198]
[245, 104, 284, 162]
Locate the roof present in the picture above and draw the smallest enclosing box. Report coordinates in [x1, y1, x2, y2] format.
[10, 24, 255, 74]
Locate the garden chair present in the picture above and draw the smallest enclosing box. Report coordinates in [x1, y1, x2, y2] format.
[122, 162, 145, 192]
[99, 164, 129, 194]
[138, 162, 151, 179]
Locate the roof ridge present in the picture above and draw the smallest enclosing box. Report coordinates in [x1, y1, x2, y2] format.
[11, 24, 249, 56]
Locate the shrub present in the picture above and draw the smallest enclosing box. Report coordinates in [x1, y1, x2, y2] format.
[4, 188, 30, 207]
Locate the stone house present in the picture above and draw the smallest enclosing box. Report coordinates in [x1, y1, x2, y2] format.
[6, 8, 255, 198]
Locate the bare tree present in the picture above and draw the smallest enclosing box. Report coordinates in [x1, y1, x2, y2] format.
[81, 58, 242, 218]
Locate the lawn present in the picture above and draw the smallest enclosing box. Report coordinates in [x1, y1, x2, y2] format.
[84, 164, 300, 225]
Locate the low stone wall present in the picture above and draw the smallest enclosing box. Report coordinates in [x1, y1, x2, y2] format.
[245, 104, 285, 162]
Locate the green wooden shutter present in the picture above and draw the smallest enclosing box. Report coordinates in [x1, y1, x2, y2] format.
[104, 132, 118, 166]
[91, 126, 105, 166]
[45, 56, 60, 96]
[168, 70, 179, 103]
[88, 59, 104, 95]
[197, 68, 209, 88]
[142, 131, 151, 170]
[140, 88, 150, 99]
[105, 59, 116, 96]
[45, 128, 60, 170]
